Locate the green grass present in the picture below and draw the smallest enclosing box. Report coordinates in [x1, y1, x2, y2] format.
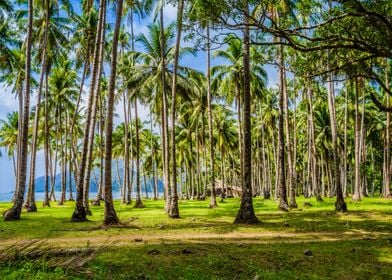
[0, 197, 391, 279]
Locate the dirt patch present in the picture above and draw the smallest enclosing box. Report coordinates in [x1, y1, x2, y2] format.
[1, 230, 390, 249]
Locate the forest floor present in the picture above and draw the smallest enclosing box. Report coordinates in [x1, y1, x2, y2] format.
[0, 197, 391, 279]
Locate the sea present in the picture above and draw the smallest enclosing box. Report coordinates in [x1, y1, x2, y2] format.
[0, 192, 161, 202]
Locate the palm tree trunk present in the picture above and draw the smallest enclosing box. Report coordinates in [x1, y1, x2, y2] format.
[3, 0, 33, 221]
[26, 2, 51, 212]
[359, 88, 368, 197]
[150, 111, 158, 200]
[234, 4, 259, 224]
[292, 78, 298, 199]
[261, 123, 270, 199]
[282, 52, 297, 208]
[327, 74, 347, 210]
[206, 24, 217, 208]
[103, 0, 124, 226]
[385, 66, 391, 197]
[122, 90, 130, 204]
[353, 77, 362, 201]
[307, 82, 322, 201]
[169, 0, 184, 219]
[93, 95, 105, 206]
[68, 138, 74, 201]
[82, 0, 107, 215]
[13, 88, 23, 203]
[277, 46, 288, 211]
[128, 100, 134, 203]
[72, 0, 105, 222]
[134, 100, 143, 208]
[343, 87, 348, 196]
[159, 7, 171, 212]
[202, 118, 208, 199]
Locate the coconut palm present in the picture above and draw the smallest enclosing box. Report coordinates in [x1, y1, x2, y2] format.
[102, 0, 124, 226]
[0, 112, 19, 181]
[3, 0, 33, 221]
[120, 22, 198, 208]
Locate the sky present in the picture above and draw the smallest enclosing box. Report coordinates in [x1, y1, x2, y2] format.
[0, 1, 279, 193]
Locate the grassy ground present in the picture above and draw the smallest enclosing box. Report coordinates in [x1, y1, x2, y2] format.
[0, 197, 391, 279]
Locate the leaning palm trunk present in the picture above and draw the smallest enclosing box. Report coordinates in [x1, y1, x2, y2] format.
[82, 0, 107, 215]
[71, 0, 105, 222]
[3, 0, 33, 221]
[102, 0, 124, 226]
[234, 3, 259, 224]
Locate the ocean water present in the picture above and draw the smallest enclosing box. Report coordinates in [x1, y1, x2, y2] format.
[0, 191, 161, 202]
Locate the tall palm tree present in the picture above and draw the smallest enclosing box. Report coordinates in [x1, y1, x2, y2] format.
[187, 0, 217, 207]
[72, 0, 106, 222]
[3, 0, 33, 221]
[122, 22, 198, 206]
[234, 1, 259, 224]
[46, 57, 78, 205]
[0, 112, 19, 183]
[168, 0, 185, 218]
[103, 0, 124, 226]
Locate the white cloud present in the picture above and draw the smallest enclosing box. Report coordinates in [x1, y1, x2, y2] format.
[163, 3, 177, 23]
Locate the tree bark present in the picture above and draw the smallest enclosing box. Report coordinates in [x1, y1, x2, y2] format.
[307, 82, 322, 201]
[134, 100, 144, 208]
[25, 3, 50, 212]
[71, 0, 105, 222]
[158, 7, 171, 212]
[3, 0, 33, 221]
[234, 3, 259, 224]
[167, 0, 184, 218]
[277, 47, 288, 211]
[384, 65, 391, 197]
[206, 24, 217, 208]
[353, 77, 362, 201]
[327, 74, 347, 211]
[103, 0, 124, 226]
[281, 49, 297, 208]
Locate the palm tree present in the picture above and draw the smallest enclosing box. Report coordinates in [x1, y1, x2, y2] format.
[187, 0, 217, 207]
[103, 0, 124, 226]
[213, 106, 238, 200]
[212, 35, 267, 190]
[72, 0, 106, 222]
[168, 0, 185, 218]
[46, 57, 78, 205]
[120, 53, 144, 208]
[0, 112, 19, 184]
[3, 0, 33, 221]
[234, 1, 259, 224]
[122, 22, 198, 208]
[352, 77, 362, 201]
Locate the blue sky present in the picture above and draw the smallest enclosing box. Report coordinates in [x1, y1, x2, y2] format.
[0, 1, 279, 193]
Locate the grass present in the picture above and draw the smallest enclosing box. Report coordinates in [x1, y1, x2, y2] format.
[0, 196, 391, 279]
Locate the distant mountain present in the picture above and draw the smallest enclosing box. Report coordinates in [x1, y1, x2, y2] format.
[34, 164, 164, 193]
